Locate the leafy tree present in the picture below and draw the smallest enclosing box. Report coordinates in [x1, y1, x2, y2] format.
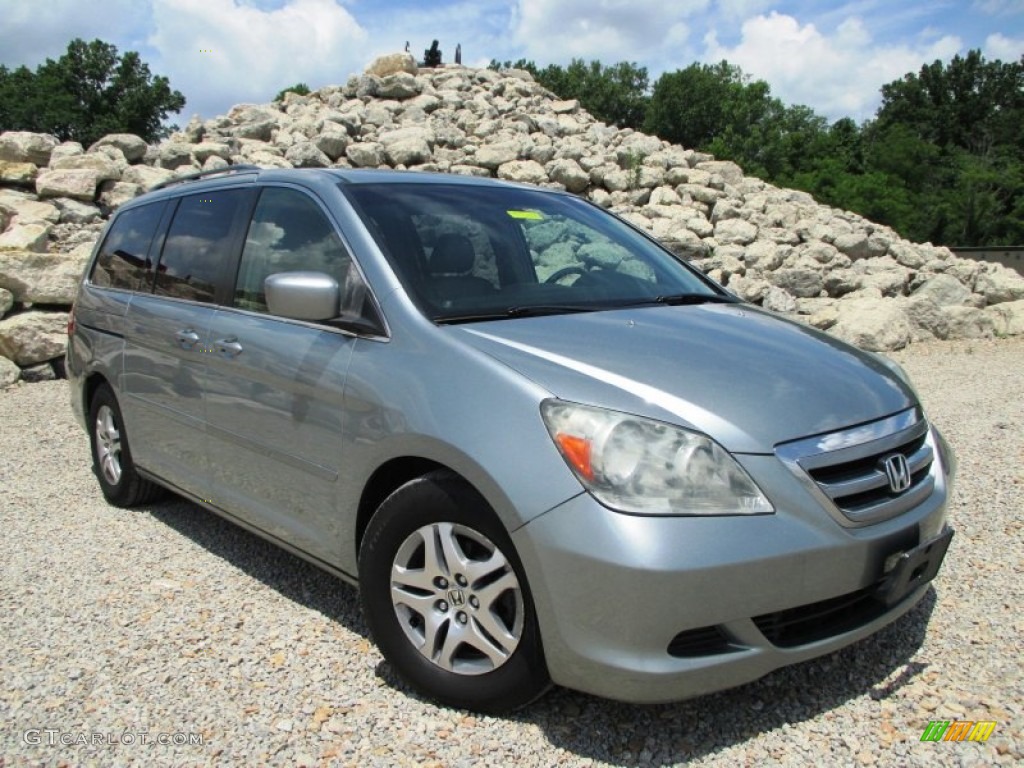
[275, 82, 311, 101]
[0, 38, 185, 146]
[866, 50, 1024, 245]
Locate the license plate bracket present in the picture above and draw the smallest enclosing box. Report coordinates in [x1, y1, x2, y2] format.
[875, 527, 954, 607]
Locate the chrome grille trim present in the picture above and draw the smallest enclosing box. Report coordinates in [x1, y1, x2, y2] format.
[776, 407, 937, 527]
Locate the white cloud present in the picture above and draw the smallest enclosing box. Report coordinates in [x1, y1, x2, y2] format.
[0, 0, 152, 68]
[983, 32, 1024, 60]
[972, 0, 1024, 15]
[510, 0, 709, 63]
[702, 11, 964, 121]
[148, 0, 368, 121]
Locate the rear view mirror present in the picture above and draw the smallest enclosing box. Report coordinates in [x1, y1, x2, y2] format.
[265, 271, 340, 321]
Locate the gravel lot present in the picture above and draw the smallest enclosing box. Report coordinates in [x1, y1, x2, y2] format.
[2, 338, 1021, 767]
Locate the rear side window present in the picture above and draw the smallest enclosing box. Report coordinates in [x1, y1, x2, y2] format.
[91, 202, 164, 290]
[154, 189, 248, 303]
[234, 188, 352, 312]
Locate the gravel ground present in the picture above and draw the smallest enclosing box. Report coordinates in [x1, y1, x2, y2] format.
[1, 338, 1022, 767]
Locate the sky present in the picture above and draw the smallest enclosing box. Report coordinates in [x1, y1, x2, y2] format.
[1, 0, 1022, 129]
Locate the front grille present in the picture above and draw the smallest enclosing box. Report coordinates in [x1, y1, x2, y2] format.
[667, 626, 740, 657]
[753, 585, 887, 648]
[776, 408, 936, 526]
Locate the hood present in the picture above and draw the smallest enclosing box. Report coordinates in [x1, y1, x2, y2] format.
[451, 303, 916, 453]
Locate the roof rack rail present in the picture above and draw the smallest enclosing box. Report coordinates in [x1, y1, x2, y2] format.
[150, 164, 262, 191]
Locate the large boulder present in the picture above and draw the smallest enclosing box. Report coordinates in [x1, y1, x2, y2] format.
[974, 264, 1024, 305]
[829, 298, 914, 351]
[0, 132, 58, 166]
[0, 310, 69, 365]
[51, 153, 122, 181]
[379, 127, 433, 166]
[35, 169, 100, 201]
[0, 222, 51, 252]
[985, 300, 1024, 336]
[89, 133, 149, 163]
[0, 161, 38, 187]
[0, 247, 91, 304]
[365, 52, 418, 78]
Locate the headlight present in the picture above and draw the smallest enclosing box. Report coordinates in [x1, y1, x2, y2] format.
[540, 400, 774, 515]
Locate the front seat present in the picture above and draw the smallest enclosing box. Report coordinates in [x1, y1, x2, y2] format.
[428, 233, 496, 305]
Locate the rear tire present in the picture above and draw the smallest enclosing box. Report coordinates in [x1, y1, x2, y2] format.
[88, 384, 162, 507]
[359, 470, 550, 713]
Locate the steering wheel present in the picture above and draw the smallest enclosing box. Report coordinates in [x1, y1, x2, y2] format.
[544, 265, 589, 284]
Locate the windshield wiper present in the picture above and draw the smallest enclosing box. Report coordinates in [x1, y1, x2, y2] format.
[435, 304, 602, 325]
[649, 293, 738, 306]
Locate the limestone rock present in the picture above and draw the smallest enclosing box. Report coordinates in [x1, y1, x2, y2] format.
[985, 300, 1024, 336]
[284, 142, 331, 168]
[497, 160, 547, 185]
[762, 286, 798, 313]
[157, 143, 196, 170]
[54, 198, 101, 225]
[0, 310, 69, 365]
[0, 194, 60, 225]
[378, 73, 422, 100]
[974, 264, 1024, 305]
[546, 158, 589, 193]
[694, 160, 744, 186]
[0, 132, 58, 166]
[0, 246, 91, 304]
[0, 222, 51, 252]
[911, 274, 972, 307]
[714, 218, 758, 245]
[943, 305, 996, 339]
[122, 165, 175, 190]
[345, 142, 385, 168]
[366, 52, 418, 78]
[51, 153, 122, 181]
[0, 354, 19, 387]
[98, 181, 142, 209]
[36, 169, 100, 201]
[0, 161, 38, 187]
[0, 286, 13, 318]
[830, 298, 913, 351]
[89, 133, 149, 163]
[770, 268, 823, 296]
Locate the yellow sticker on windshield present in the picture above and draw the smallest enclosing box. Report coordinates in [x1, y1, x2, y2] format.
[507, 210, 544, 220]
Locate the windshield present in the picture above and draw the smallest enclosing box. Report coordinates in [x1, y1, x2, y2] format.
[343, 182, 726, 323]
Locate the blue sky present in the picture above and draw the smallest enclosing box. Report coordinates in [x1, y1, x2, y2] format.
[1, 0, 1021, 130]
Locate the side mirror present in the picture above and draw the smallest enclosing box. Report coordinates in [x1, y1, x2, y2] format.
[265, 271, 340, 321]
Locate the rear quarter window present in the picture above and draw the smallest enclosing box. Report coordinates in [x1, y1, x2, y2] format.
[90, 202, 165, 291]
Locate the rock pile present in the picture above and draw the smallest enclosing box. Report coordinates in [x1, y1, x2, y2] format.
[2, 52, 1023, 386]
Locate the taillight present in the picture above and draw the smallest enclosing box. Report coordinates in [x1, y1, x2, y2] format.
[67, 300, 76, 337]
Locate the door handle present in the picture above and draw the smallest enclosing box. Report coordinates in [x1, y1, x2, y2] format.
[175, 329, 200, 349]
[215, 338, 243, 358]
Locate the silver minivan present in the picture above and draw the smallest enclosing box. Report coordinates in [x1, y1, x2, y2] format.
[68, 166, 955, 712]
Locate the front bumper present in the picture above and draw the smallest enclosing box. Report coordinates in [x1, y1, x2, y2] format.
[512, 450, 951, 703]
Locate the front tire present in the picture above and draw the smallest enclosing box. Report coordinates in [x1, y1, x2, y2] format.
[88, 384, 161, 507]
[359, 471, 550, 713]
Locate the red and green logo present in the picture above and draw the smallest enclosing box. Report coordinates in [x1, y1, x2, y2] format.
[920, 720, 997, 742]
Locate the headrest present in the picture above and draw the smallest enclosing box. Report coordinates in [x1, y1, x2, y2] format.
[430, 233, 475, 275]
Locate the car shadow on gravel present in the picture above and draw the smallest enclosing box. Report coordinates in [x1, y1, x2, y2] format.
[141, 497, 369, 637]
[138, 495, 937, 766]
[513, 590, 937, 765]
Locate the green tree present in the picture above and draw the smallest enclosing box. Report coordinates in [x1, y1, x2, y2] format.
[0, 38, 185, 146]
[866, 50, 1024, 245]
